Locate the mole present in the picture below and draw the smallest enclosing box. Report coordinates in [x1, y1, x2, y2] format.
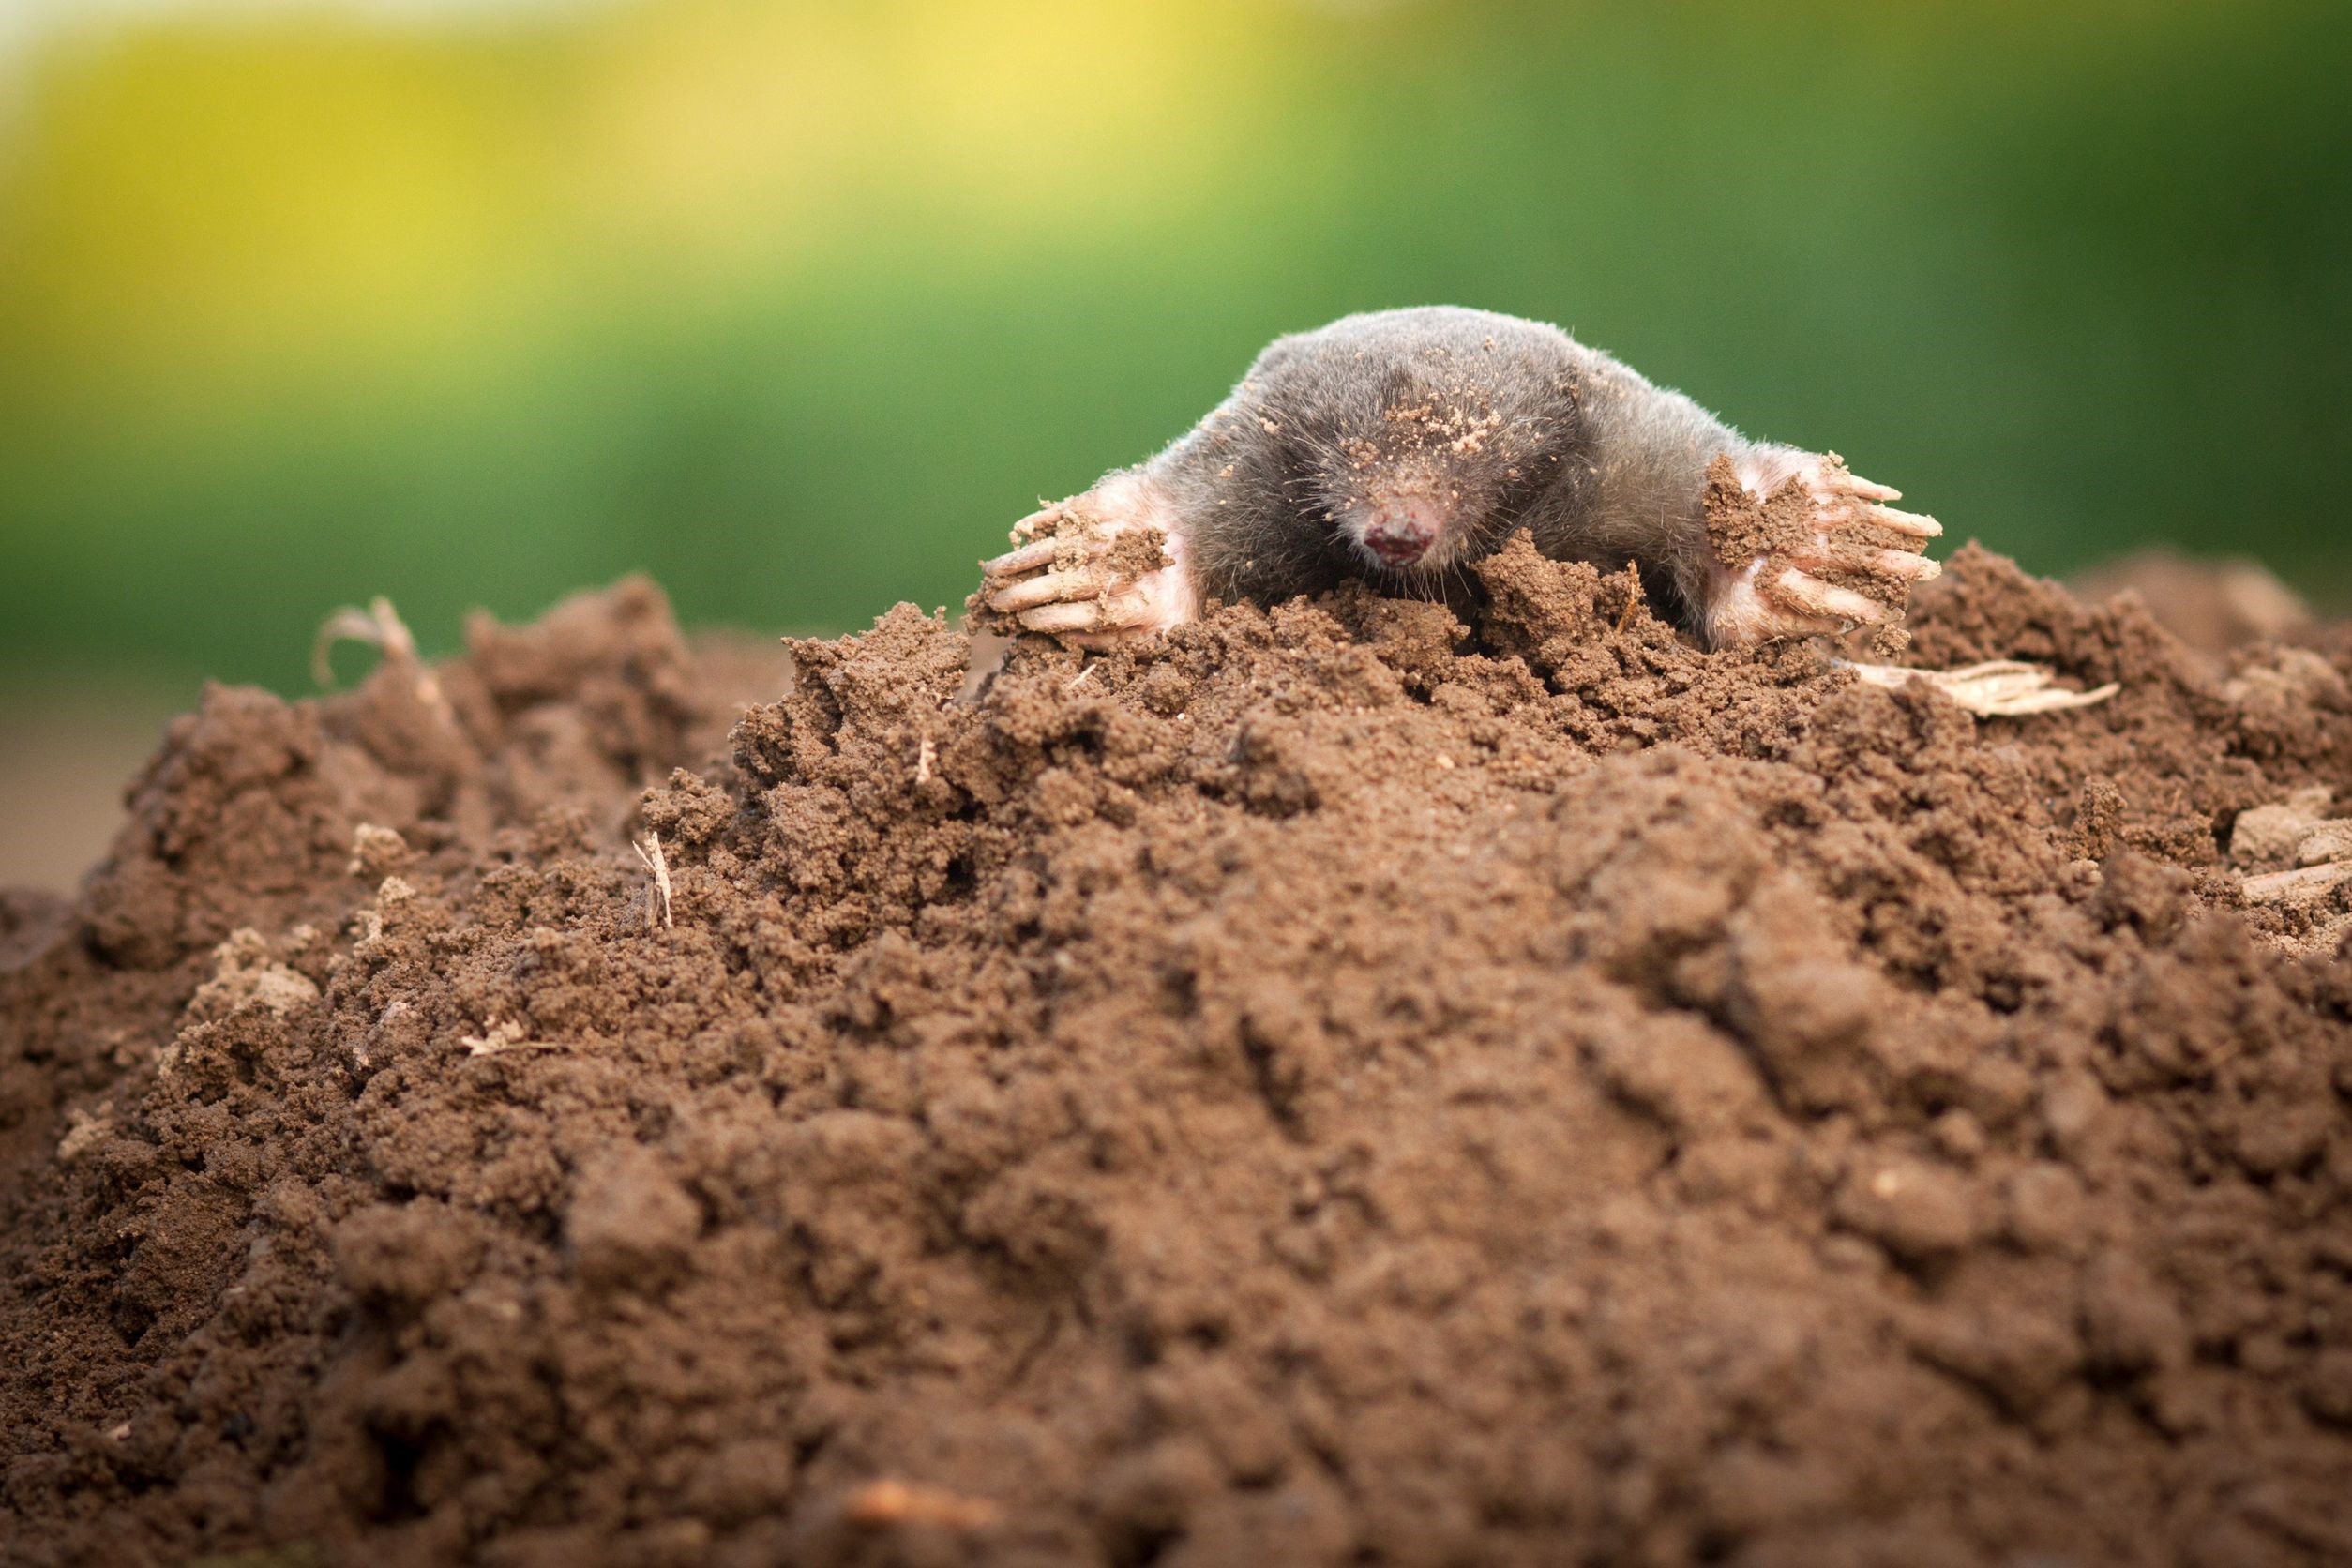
[977, 306, 1944, 651]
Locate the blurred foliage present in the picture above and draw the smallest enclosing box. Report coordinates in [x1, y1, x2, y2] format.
[1, 0, 2347, 692]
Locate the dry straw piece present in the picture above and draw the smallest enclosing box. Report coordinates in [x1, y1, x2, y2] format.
[312, 596, 455, 724]
[2241, 860, 2352, 906]
[1843, 658, 2120, 718]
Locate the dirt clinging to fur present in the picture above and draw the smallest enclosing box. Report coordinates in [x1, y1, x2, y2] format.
[4, 545, 2351, 1567]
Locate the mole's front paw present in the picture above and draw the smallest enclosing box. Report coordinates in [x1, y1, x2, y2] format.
[976, 475, 1199, 648]
[1698, 450, 1943, 648]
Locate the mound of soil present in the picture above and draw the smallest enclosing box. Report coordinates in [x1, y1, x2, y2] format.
[2070, 548, 2317, 664]
[4, 548, 2350, 1568]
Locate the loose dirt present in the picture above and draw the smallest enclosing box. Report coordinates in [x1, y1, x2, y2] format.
[3, 548, 2349, 1567]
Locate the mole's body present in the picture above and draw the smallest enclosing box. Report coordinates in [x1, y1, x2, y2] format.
[981, 307, 1943, 650]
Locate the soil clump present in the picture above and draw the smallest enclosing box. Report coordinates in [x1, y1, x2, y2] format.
[1700, 455, 1930, 623]
[3, 548, 2350, 1567]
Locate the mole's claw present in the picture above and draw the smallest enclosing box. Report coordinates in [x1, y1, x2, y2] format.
[1018, 601, 1101, 635]
[1696, 571, 1841, 646]
[1773, 568, 1890, 625]
[982, 538, 1061, 578]
[1837, 475, 1903, 502]
[988, 569, 1094, 614]
[1010, 504, 1063, 543]
[1866, 505, 1942, 539]
[978, 474, 1197, 646]
[1870, 549, 1942, 583]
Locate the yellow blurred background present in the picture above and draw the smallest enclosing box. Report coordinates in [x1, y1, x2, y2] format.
[3, 0, 2348, 883]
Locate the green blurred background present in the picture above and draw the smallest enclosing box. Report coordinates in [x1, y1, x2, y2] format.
[2, 0, 2349, 881]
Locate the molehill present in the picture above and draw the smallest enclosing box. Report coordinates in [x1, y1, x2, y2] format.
[3, 542, 2350, 1567]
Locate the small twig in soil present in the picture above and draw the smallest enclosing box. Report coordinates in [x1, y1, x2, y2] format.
[843, 1479, 1003, 1532]
[634, 833, 674, 930]
[914, 736, 936, 786]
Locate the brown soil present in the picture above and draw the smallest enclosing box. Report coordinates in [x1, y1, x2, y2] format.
[4, 548, 2351, 1568]
[2072, 547, 2318, 663]
[1702, 456, 1818, 572]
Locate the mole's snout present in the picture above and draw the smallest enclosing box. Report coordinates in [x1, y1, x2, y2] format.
[1347, 492, 1451, 571]
[1363, 519, 1436, 567]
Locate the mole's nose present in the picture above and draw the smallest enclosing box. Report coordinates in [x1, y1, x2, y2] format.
[1362, 520, 1435, 567]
